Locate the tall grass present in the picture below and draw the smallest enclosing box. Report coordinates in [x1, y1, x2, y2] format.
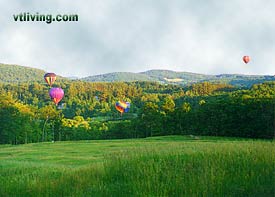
[104, 142, 275, 196]
[0, 136, 274, 196]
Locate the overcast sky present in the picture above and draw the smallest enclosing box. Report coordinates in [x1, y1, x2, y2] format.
[1, 0, 275, 77]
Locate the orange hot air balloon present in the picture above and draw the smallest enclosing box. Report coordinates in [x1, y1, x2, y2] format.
[243, 56, 250, 64]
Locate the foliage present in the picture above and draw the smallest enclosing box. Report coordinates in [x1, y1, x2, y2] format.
[0, 64, 45, 83]
[0, 78, 275, 144]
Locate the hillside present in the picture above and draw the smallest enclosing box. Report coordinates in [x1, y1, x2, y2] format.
[82, 69, 275, 87]
[0, 63, 67, 83]
[0, 63, 47, 83]
[82, 70, 212, 83]
[81, 72, 152, 82]
[1, 64, 274, 87]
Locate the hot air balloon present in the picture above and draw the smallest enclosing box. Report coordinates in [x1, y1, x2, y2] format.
[49, 87, 64, 105]
[124, 102, 130, 112]
[115, 101, 130, 115]
[243, 56, 250, 64]
[44, 73, 56, 87]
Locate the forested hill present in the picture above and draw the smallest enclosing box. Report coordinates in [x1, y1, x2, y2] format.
[81, 72, 152, 82]
[82, 69, 275, 87]
[0, 63, 46, 83]
[1, 64, 274, 87]
[0, 63, 67, 83]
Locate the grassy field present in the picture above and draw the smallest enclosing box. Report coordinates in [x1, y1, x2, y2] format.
[0, 135, 274, 196]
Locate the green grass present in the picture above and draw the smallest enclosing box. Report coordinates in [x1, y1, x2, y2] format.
[0, 136, 274, 196]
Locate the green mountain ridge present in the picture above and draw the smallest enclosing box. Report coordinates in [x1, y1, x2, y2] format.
[0, 63, 46, 83]
[82, 69, 275, 87]
[0, 63, 66, 83]
[1, 63, 274, 87]
[81, 72, 152, 82]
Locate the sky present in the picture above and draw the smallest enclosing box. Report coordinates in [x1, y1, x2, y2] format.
[1, 0, 275, 78]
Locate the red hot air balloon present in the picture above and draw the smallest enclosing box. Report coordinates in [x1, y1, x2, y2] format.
[49, 87, 64, 105]
[243, 56, 250, 64]
[44, 73, 56, 87]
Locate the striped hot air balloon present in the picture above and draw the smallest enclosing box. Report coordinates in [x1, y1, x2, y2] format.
[44, 73, 56, 87]
[115, 101, 130, 115]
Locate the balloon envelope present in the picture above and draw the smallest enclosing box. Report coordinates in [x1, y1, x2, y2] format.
[115, 101, 130, 114]
[124, 102, 130, 112]
[44, 73, 56, 86]
[49, 87, 64, 105]
[243, 56, 250, 64]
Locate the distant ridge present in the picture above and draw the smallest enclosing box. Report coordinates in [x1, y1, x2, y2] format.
[0, 64, 274, 87]
[82, 69, 275, 87]
[81, 72, 152, 82]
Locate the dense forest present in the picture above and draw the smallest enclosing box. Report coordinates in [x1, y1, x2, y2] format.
[1, 79, 275, 144]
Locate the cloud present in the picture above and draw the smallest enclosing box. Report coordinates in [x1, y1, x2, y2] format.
[0, 0, 275, 77]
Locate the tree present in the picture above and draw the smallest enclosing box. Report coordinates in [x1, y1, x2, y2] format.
[39, 105, 61, 142]
[137, 102, 163, 137]
[161, 97, 175, 113]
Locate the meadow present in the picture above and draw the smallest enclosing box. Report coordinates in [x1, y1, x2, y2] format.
[0, 135, 274, 196]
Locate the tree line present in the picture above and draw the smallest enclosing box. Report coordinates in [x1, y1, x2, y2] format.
[0, 81, 274, 144]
